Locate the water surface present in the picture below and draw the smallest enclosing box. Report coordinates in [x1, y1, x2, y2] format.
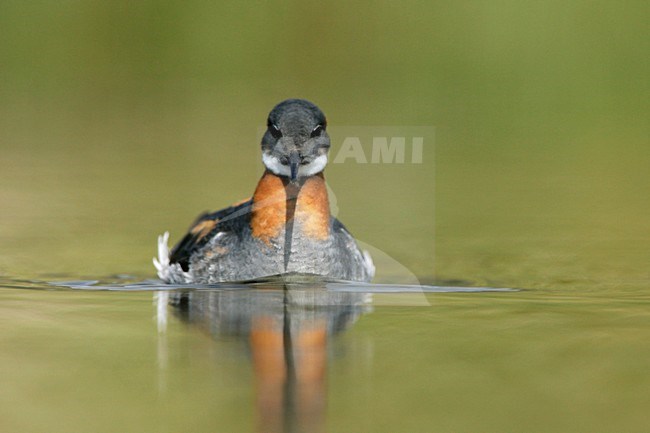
[1, 279, 649, 433]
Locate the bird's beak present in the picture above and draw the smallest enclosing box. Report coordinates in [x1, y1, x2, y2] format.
[289, 151, 300, 183]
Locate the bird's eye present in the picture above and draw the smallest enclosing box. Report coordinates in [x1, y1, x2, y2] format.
[268, 123, 282, 139]
[310, 124, 324, 138]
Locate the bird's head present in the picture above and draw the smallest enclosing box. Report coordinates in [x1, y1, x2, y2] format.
[261, 99, 330, 183]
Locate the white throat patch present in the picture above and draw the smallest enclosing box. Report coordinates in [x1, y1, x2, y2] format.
[262, 153, 328, 178]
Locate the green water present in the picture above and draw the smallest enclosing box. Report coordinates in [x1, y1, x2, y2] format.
[1, 1, 649, 432]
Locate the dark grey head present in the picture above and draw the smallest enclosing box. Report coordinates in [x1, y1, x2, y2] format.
[261, 99, 330, 183]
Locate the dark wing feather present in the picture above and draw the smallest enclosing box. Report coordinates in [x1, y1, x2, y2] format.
[332, 217, 353, 237]
[169, 198, 253, 271]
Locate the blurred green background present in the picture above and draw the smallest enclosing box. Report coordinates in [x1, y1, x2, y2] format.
[1, 0, 648, 288]
[1, 4, 650, 433]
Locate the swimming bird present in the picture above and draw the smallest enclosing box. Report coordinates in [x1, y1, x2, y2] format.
[154, 99, 374, 284]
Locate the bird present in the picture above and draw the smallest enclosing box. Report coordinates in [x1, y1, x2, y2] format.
[154, 99, 374, 284]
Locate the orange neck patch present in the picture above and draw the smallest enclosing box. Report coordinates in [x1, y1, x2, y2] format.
[251, 171, 330, 243]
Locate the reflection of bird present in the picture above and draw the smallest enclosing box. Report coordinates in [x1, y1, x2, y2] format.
[168, 286, 371, 433]
[154, 99, 374, 283]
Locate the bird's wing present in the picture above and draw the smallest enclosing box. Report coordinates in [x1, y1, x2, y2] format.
[169, 198, 253, 271]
